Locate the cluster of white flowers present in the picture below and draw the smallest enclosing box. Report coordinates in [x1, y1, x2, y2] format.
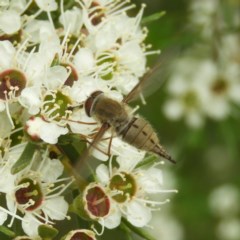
[163, 0, 240, 128]
[208, 184, 240, 240]
[0, 0, 174, 239]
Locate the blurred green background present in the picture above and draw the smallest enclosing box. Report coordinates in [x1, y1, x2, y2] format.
[131, 0, 240, 240]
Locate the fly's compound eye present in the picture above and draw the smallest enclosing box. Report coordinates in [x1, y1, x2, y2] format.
[85, 90, 104, 117]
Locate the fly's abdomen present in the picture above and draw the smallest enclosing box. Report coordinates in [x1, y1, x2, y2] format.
[120, 117, 159, 152]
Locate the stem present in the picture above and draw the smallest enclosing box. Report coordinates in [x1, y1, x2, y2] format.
[122, 218, 156, 240]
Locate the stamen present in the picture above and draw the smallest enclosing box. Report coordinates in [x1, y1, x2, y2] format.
[108, 1, 135, 16]
[37, 147, 49, 172]
[14, 182, 30, 191]
[7, 204, 18, 227]
[45, 177, 74, 199]
[108, 155, 114, 177]
[60, 25, 72, 60]
[0, 206, 26, 224]
[60, 0, 66, 27]
[23, 46, 36, 72]
[135, 197, 170, 206]
[66, 35, 82, 62]
[22, 199, 35, 210]
[24, 9, 43, 26]
[146, 189, 178, 194]
[4, 102, 14, 128]
[144, 50, 161, 56]
[15, 37, 30, 60]
[20, 0, 34, 15]
[130, 105, 140, 114]
[132, 4, 146, 34]
[32, 211, 54, 225]
[91, 218, 105, 236]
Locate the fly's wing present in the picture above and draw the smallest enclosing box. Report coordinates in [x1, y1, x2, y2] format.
[123, 47, 181, 104]
[74, 122, 110, 171]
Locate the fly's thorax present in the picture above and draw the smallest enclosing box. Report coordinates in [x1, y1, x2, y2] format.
[120, 116, 160, 152]
[91, 94, 129, 125]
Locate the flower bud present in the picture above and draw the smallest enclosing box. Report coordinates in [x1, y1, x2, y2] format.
[63, 229, 96, 240]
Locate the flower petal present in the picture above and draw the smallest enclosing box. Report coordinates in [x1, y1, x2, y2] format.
[0, 210, 8, 225]
[125, 201, 152, 227]
[22, 213, 41, 237]
[96, 164, 110, 184]
[0, 10, 21, 34]
[42, 196, 68, 220]
[0, 40, 15, 69]
[40, 158, 64, 183]
[103, 202, 121, 229]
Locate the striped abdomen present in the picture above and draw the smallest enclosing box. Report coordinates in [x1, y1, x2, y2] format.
[117, 117, 174, 162]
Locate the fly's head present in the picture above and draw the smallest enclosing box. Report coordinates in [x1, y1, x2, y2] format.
[85, 90, 104, 117]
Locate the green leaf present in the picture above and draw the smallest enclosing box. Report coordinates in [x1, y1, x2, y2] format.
[136, 154, 158, 168]
[122, 218, 156, 240]
[0, 226, 15, 238]
[38, 224, 58, 239]
[11, 142, 36, 174]
[120, 223, 134, 240]
[142, 11, 166, 25]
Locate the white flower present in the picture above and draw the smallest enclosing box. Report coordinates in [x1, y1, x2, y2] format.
[0, 40, 43, 117]
[164, 54, 240, 126]
[0, 146, 72, 237]
[189, 0, 219, 38]
[24, 20, 59, 47]
[116, 40, 146, 77]
[197, 60, 240, 120]
[96, 148, 177, 227]
[0, 142, 24, 224]
[217, 218, 240, 240]
[163, 58, 206, 128]
[26, 117, 68, 144]
[208, 184, 240, 218]
[78, 182, 121, 230]
[0, 0, 26, 35]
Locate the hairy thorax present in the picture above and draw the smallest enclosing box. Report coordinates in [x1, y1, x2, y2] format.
[92, 96, 130, 129]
